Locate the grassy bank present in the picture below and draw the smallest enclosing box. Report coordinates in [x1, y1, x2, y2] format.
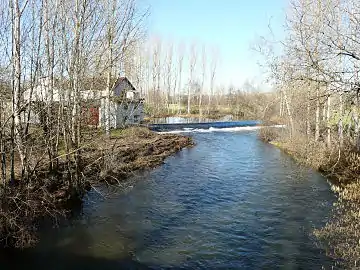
[260, 127, 360, 268]
[91, 127, 194, 183]
[0, 127, 193, 248]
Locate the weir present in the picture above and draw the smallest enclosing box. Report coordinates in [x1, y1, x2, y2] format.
[147, 120, 260, 132]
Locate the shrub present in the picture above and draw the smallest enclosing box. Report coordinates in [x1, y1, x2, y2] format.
[258, 127, 280, 142]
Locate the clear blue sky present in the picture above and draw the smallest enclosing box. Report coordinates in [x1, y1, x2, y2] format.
[147, 0, 287, 89]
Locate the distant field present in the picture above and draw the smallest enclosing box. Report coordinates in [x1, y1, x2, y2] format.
[146, 104, 238, 113]
[143, 103, 248, 121]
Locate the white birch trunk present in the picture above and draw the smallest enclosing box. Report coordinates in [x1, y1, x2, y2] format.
[326, 94, 331, 147]
[282, 88, 294, 136]
[314, 85, 320, 141]
[12, 0, 26, 180]
[338, 93, 343, 147]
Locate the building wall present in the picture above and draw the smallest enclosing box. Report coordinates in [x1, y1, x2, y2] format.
[99, 98, 117, 128]
[23, 109, 40, 125]
[99, 99, 144, 129]
[22, 77, 144, 129]
[115, 101, 144, 127]
[23, 78, 102, 103]
[82, 106, 99, 126]
[113, 78, 135, 96]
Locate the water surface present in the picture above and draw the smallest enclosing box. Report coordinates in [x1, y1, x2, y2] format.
[1, 127, 335, 269]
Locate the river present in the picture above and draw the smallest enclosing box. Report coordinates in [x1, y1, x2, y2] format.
[0, 125, 336, 269]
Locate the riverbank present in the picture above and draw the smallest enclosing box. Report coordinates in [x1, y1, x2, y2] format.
[0, 127, 193, 248]
[88, 127, 194, 184]
[260, 128, 360, 268]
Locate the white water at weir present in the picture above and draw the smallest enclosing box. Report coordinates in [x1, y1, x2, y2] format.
[158, 125, 286, 134]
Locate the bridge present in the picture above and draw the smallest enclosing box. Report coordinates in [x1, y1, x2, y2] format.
[147, 120, 260, 132]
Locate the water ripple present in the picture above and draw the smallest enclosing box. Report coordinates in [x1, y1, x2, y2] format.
[4, 129, 337, 270]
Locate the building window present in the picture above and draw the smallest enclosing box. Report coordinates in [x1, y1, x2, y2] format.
[134, 115, 140, 123]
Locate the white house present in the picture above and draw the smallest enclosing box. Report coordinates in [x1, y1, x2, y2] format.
[22, 76, 144, 128]
[99, 77, 144, 128]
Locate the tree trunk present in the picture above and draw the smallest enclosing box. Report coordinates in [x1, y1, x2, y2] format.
[105, 0, 115, 136]
[199, 47, 206, 117]
[177, 61, 182, 113]
[326, 94, 331, 147]
[188, 44, 197, 115]
[306, 84, 311, 137]
[338, 93, 343, 147]
[354, 107, 360, 151]
[105, 70, 112, 135]
[187, 85, 191, 114]
[12, 0, 26, 181]
[279, 91, 283, 117]
[282, 88, 294, 137]
[314, 84, 320, 141]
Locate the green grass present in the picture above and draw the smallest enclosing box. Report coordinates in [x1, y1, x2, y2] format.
[110, 129, 126, 137]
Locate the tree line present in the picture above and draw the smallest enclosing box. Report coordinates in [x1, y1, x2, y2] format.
[121, 38, 274, 118]
[259, 0, 360, 149]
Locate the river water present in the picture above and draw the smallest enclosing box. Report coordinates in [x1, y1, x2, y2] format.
[1, 126, 336, 269]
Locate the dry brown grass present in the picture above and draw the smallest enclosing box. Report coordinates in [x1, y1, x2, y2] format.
[259, 127, 283, 142]
[313, 149, 360, 268]
[83, 127, 193, 185]
[0, 180, 68, 248]
[314, 182, 360, 268]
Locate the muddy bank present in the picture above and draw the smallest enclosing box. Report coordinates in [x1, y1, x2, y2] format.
[84, 127, 194, 184]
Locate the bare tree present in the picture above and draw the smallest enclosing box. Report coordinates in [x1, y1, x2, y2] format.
[165, 42, 174, 113]
[207, 48, 217, 114]
[199, 45, 206, 117]
[177, 43, 185, 113]
[10, 0, 27, 182]
[187, 43, 197, 114]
